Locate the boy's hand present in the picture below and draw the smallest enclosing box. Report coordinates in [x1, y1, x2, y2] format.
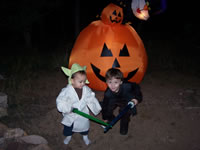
[131, 99, 138, 105]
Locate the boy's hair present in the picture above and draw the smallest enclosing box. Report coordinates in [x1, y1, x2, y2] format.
[71, 70, 86, 79]
[105, 68, 123, 81]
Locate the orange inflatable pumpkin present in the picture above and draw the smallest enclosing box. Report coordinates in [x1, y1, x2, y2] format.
[69, 3, 148, 91]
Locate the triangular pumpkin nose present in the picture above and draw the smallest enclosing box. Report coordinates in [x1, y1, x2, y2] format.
[112, 58, 120, 68]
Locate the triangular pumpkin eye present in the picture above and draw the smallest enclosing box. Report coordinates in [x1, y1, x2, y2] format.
[101, 43, 113, 56]
[112, 10, 117, 16]
[118, 12, 121, 17]
[119, 44, 130, 56]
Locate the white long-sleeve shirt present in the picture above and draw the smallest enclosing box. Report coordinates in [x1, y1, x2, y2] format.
[56, 84, 102, 132]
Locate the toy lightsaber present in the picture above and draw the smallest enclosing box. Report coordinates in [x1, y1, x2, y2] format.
[72, 108, 109, 127]
[104, 101, 135, 133]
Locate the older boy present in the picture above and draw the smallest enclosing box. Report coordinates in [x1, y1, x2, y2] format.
[101, 68, 142, 135]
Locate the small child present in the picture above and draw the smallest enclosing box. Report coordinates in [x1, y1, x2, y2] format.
[56, 63, 102, 145]
[101, 68, 142, 135]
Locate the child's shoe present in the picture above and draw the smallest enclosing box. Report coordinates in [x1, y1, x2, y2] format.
[64, 136, 72, 144]
[83, 135, 91, 145]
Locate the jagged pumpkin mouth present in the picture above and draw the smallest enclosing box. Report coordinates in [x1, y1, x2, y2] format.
[91, 63, 139, 82]
[110, 16, 121, 23]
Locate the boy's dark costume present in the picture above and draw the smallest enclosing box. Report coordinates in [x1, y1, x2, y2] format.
[101, 81, 142, 135]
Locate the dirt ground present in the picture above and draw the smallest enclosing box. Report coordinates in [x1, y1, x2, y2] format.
[6, 68, 199, 150]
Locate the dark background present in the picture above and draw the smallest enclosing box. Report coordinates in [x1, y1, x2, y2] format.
[0, 0, 198, 49]
[0, 0, 199, 74]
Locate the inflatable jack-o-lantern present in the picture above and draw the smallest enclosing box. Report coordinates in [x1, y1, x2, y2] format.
[69, 3, 148, 91]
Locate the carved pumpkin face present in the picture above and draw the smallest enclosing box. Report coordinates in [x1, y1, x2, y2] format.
[69, 3, 148, 91]
[101, 3, 123, 25]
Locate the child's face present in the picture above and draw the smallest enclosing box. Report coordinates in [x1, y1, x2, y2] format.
[106, 77, 122, 93]
[71, 73, 87, 89]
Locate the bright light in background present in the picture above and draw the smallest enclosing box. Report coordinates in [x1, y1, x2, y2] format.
[131, 0, 150, 20]
[134, 9, 149, 20]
